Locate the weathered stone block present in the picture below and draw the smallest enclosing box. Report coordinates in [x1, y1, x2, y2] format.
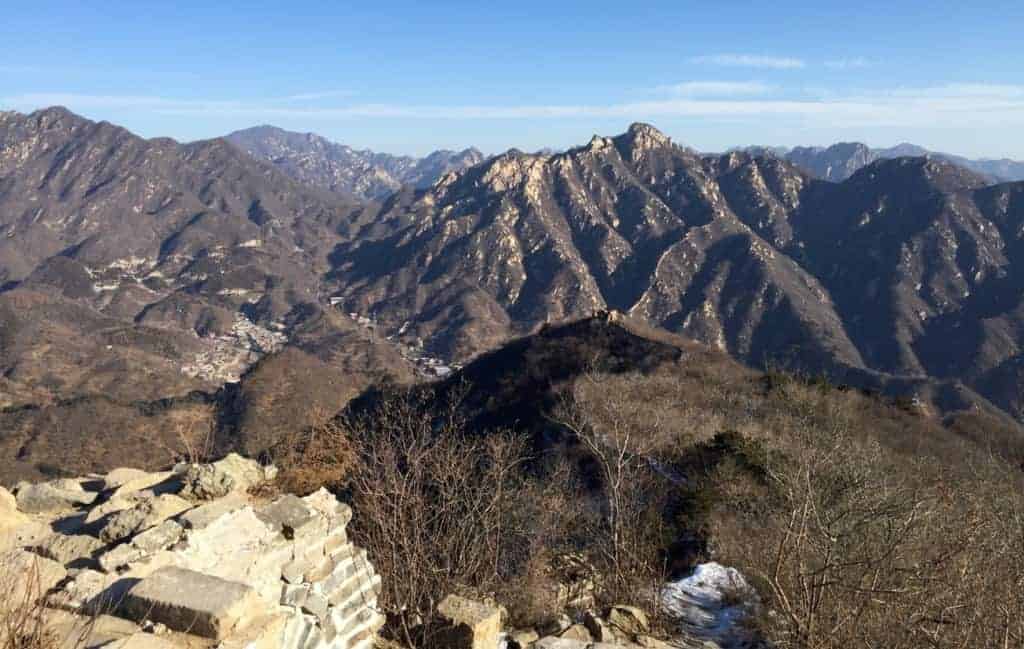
[508, 628, 540, 649]
[281, 583, 310, 608]
[121, 566, 266, 640]
[303, 488, 353, 527]
[179, 454, 273, 501]
[583, 611, 623, 643]
[32, 533, 105, 569]
[111, 471, 182, 500]
[53, 568, 112, 610]
[132, 520, 184, 553]
[326, 605, 378, 643]
[104, 468, 152, 491]
[216, 611, 290, 649]
[16, 481, 97, 513]
[302, 590, 330, 620]
[99, 495, 192, 544]
[281, 554, 315, 584]
[255, 494, 325, 540]
[176, 492, 249, 530]
[607, 605, 649, 635]
[436, 594, 502, 649]
[0, 519, 51, 554]
[559, 624, 592, 642]
[323, 527, 348, 554]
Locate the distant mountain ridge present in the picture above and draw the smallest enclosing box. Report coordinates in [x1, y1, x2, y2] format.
[3, 108, 1024, 480]
[226, 125, 485, 200]
[745, 141, 1024, 183]
[326, 123, 1024, 425]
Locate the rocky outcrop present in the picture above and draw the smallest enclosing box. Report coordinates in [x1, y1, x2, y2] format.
[0, 456, 383, 649]
[435, 595, 502, 649]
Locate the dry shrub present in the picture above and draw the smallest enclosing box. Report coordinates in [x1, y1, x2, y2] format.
[669, 368, 1024, 648]
[549, 362, 1024, 647]
[269, 353, 1024, 649]
[341, 387, 543, 647]
[499, 547, 564, 630]
[156, 404, 217, 465]
[271, 406, 357, 495]
[550, 370, 686, 623]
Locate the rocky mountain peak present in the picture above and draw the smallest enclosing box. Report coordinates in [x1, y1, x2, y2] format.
[31, 105, 78, 121]
[827, 142, 871, 156]
[620, 122, 672, 151]
[478, 149, 547, 191]
[587, 134, 615, 152]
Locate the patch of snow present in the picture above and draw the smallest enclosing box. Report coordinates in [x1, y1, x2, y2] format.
[663, 562, 757, 647]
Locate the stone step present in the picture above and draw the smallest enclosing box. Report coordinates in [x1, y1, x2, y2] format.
[336, 613, 385, 649]
[326, 604, 380, 643]
[324, 563, 378, 606]
[281, 536, 351, 584]
[329, 572, 381, 614]
[309, 543, 364, 582]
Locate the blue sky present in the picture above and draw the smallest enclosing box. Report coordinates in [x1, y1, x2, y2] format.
[2, 1, 1023, 158]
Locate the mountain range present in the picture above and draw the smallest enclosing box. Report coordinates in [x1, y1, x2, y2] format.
[750, 141, 1024, 183]
[226, 125, 485, 201]
[325, 123, 1024, 422]
[0, 107, 420, 479]
[2, 106, 1024, 479]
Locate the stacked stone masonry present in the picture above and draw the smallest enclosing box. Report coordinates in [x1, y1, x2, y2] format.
[0, 454, 384, 649]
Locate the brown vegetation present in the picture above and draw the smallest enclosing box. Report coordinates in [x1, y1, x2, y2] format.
[573, 357, 1024, 649]
[228, 323, 1024, 648]
[270, 406, 358, 496]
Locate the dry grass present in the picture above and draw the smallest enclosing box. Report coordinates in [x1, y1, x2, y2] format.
[1, 557, 58, 649]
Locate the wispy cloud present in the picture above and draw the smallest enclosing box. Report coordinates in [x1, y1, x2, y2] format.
[689, 54, 806, 70]
[4, 93, 191, 109]
[1, 91, 357, 110]
[280, 90, 355, 102]
[885, 83, 1024, 98]
[658, 81, 774, 97]
[5, 83, 1024, 129]
[824, 57, 871, 70]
